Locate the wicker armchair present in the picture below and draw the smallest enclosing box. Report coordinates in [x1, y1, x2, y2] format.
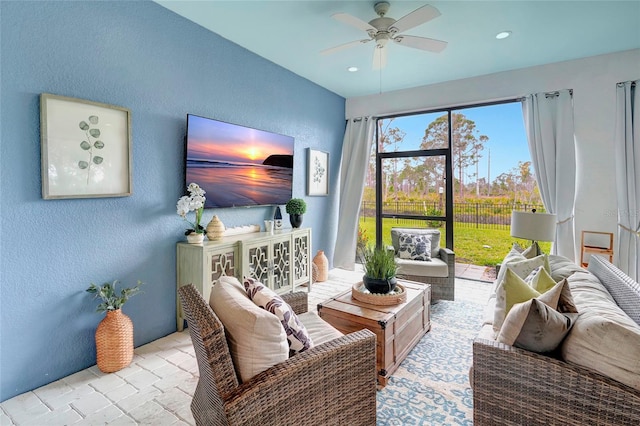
[390, 227, 455, 301]
[178, 284, 377, 426]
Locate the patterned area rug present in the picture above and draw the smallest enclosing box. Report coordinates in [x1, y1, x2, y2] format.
[376, 300, 483, 425]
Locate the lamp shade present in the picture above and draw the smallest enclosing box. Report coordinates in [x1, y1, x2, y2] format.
[510, 210, 557, 242]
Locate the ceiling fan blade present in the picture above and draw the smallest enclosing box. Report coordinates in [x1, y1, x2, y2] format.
[391, 4, 441, 34]
[332, 12, 377, 33]
[393, 35, 447, 53]
[321, 38, 371, 55]
[372, 46, 388, 70]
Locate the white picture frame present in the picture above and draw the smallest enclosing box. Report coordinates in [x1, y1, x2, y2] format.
[307, 148, 329, 196]
[40, 93, 132, 199]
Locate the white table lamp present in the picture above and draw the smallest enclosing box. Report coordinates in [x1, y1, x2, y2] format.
[510, 209, 557, 245]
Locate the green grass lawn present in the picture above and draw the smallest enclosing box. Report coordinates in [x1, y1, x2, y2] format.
[359, 218, 551, 266]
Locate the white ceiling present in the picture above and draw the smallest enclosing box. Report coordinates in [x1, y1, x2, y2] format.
[156, 1, 640, 98]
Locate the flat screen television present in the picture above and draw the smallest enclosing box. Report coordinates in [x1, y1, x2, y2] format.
[185, 114, 294, 208]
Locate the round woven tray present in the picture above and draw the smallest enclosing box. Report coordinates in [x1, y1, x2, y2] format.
[352, 282, 407, 306]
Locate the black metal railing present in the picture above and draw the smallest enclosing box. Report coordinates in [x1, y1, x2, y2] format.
[360, 201, 545, 229]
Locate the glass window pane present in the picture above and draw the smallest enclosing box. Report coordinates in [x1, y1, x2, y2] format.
[380, 156, 447, 217]
[378, 112, 448, 153]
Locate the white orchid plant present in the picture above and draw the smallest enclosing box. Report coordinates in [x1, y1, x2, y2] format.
[177, 183, 207, 235]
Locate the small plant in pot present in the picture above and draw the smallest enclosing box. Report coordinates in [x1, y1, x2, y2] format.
[361, 246, 398, 294]
[86, 280, 143, 373]
[285, 198, 306, 228]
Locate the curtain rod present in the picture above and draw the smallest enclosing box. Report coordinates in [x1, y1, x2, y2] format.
[544, 89, 573, 98]
[352, 117, 370, 122]
[617, 81, 637, 87]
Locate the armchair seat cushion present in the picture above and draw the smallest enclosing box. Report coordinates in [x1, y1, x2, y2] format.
[298, 311, 344, 346]
[396, 257, 449, 277]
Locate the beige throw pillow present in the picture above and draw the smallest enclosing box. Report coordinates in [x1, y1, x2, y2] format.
[209, 276, 289, 382]
[497, 298, 578, 353]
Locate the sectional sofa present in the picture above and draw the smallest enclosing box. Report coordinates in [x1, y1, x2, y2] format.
[472, 251, 640, 425]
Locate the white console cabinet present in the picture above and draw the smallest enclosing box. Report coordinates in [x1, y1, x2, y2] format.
[176, 228, 312, 331]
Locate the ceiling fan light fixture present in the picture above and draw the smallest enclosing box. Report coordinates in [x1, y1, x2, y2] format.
[496, 31, 512, 40]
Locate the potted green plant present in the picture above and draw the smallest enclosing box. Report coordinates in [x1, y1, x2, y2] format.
[86, 280, 143, 373]
[361, 246, 398, 294]
[285, 198, 307, 228]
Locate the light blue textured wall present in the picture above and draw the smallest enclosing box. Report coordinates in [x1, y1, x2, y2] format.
[0, 0, 345, 401]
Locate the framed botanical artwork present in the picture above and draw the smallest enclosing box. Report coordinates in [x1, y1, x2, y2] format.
[40, 93, 132, 199]
[307, 148, 329, 196]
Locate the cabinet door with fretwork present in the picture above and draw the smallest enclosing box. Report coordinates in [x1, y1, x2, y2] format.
[292, 228, 312, 290]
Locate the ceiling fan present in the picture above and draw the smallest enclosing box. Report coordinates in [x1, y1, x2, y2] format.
[321, 1, 447, 70]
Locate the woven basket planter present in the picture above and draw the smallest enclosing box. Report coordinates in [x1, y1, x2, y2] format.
[95, 309, 134, 373]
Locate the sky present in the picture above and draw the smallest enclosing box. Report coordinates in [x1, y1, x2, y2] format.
[383, 101, 529, 181]
[186, 114, 293, 164]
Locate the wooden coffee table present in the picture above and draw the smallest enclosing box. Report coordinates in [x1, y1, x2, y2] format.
[317, 279, 431, 387]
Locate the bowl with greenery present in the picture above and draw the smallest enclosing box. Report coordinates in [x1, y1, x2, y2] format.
[285, 198, 307, 228]
[361, 246, 398, 294]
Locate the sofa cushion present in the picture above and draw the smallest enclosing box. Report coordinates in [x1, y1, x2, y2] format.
[588, 255, 640, 326]
[398, 232, 432, 261]
[396, 256, 449, 277]
[298, 311, 343, 346]
[391, 228, 440, 258]
[497, 298, 578, 353]
[244, 277, 313, 354]
[209, 276, 289, 382]
[560, 270, 640, 391]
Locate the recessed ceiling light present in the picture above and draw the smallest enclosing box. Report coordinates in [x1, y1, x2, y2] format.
[347, 66, 358, 72]
[496, 31, 512, 40]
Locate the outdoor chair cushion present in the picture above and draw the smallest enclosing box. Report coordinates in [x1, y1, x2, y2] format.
[395, 256, 449, 277]
[209, 276, 289, 382]
[297, 311, 344, 346]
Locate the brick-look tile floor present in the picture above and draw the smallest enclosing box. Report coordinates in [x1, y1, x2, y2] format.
[1, 267, 492, 425]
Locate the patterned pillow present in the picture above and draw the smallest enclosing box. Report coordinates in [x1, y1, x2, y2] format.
[588, 255, 640, 326]
[398, 233, 432, 261]
[243, 277, 313, 353]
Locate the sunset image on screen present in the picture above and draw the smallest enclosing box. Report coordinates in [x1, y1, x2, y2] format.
[185, 115, 294, 208]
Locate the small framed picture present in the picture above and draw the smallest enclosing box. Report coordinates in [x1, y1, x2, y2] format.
[40, 93, 132, 199]
[307, 148, 329, 196]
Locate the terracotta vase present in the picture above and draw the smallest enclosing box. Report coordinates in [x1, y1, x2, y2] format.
[95, 309, 134, 373]
[313, 250, 329, 282]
